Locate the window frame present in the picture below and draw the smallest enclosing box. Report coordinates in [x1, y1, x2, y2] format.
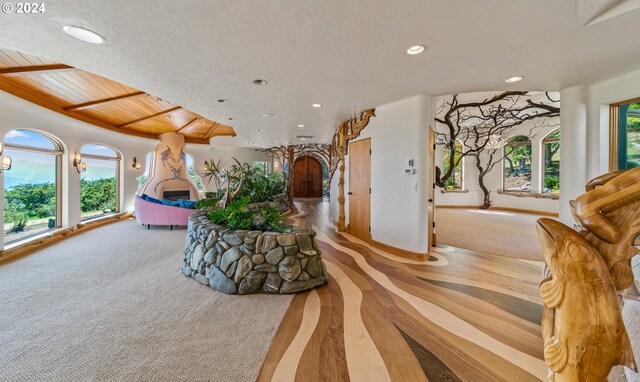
[541, 129, 560, 195]
[185, 154, 205, 192]
[609, 96, 640, 171]
[502, 135, 533, 193]
[80, 144, 121, 221]
[136, 151, 154, 194]
[442, 140, 464, 191]
[3, 129, 64, 244]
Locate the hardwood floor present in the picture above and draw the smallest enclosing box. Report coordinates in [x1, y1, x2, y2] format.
[259, 199, 546, 382]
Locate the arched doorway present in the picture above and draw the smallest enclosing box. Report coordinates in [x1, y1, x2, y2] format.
[293, 156, 323, 197]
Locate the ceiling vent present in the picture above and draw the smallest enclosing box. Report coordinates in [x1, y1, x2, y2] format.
[296, 135, 314, 139]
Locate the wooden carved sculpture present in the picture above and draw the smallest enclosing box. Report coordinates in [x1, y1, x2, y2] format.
[573, 168, 640, 291]
[537, 167, 640, 381]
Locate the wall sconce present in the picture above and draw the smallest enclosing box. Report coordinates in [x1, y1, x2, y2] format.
[0, 142, 11, 172]
[132, 156, 141, 170]
[73, 152, 86, 173]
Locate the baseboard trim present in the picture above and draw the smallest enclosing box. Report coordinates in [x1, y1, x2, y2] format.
[0, 213, 133, 264]
[371, 239, 428, 261]
[436, 205, 559, 217]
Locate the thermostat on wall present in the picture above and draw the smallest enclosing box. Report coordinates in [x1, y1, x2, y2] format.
[404, 168, 415, 175]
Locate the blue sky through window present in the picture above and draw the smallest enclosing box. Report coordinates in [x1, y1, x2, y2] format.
[81, 144, 118, 158]
[4, 129, 57, 150]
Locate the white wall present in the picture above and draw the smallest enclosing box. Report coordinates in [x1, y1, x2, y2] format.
[329, 95, 432, 253]
[434, 115, 561, 214]
[0, 90, 212, 248]
[558, 67, 640, 225]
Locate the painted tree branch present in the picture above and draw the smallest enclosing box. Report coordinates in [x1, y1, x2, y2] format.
[294, 143, 331, 171]
[435, 92, 560, 208]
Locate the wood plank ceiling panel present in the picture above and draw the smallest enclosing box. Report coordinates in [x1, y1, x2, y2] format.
[8, 74, 84, 104]
[0, 47, 235, 143]
[192, 119, 213, 135]
[0, 49, 32, 66]
[133, 110, 185, 133]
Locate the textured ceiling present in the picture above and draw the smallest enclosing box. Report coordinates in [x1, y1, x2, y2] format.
[0, 0, 640, 146]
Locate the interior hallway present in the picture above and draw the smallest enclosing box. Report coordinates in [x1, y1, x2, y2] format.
[435, 207, 554, 261]
[260, 199, 546, 381]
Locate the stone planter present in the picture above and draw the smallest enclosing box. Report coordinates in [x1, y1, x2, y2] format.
[183, 212, 328, 294]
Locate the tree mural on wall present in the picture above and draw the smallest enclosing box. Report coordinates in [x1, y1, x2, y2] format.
[435, 91, 560, 209]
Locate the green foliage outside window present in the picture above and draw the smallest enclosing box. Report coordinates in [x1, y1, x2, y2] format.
[543, 130, 560, 194]
[80, 178, 117, 214]
[625, 102, 640, 169]
[4, 182, 56, 233]
[443, 141, 463, 190]
[503, 136, 532, 192]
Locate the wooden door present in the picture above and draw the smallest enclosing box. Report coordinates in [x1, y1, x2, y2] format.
[349, 139, 371, 242]
[306, 158, 323, 197]
[293, 157, 323, 197]
[428, 127, 436, 247]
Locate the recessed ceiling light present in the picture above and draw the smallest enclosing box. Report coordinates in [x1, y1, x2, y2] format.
[297, 124, 305, 127]
[505, 76, 524, 83]
[62, 25, 105, 44]
[253, 79, 268, 85]
[217, 99, 229, 103]
[300, 137, 307, 140]
[406, 44, 426, 55]
[262, 113, 276, 118]
[256, 129, 264, 132]
[227, 117, 236, 121]
[311, 103, 322, 108]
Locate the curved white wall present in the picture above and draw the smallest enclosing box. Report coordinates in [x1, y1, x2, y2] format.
[559, 67, 640, 225]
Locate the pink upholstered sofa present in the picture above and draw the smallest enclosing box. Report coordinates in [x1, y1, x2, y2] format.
[134, 195, 195, 229]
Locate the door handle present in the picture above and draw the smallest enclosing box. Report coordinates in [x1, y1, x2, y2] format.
[428, 199, 433, 202]
[348, 192, 353, 195]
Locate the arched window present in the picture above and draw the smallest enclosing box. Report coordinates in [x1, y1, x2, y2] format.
[186, 154, 205, 192]
[3, 129, 63, 243]
[443, 140, 463, 190]
[503, 136, 532, 192]
[542, 130, 560, 194]
[80, 144, 120, 220]
[136, 152, 153, 194]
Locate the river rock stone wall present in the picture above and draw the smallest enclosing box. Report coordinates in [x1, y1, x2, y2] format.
[183, 212, 328, 294]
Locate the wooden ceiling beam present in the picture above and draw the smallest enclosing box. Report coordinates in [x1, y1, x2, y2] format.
[203, 122, 221, 139]
[63, 91, 147, 111]
[0, 64, 76, 76]
[176, 117, 199, 134]
[116, 106, 182, 128]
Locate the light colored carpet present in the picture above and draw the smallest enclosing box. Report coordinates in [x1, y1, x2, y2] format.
[0, 218, 293, 382]
[436, 207, 551, 260]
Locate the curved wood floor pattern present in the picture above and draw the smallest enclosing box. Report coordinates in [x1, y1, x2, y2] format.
[258, 200, 546, 382]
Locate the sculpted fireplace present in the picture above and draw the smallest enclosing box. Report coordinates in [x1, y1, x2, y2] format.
[138, 132, 201, 200]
